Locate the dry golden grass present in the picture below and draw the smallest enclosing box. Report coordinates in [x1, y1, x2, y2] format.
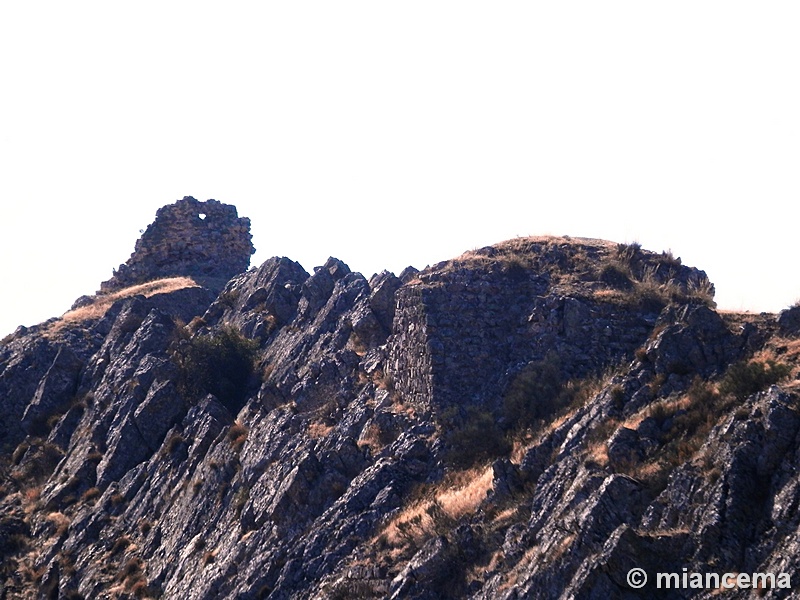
[111, 535, 132, 555]
[492, 506, 521, 526]
[437, 466, 494, 520]
[582, 413, 622, 468]
[455, 236, 615, 263]
[625, 460, 665, 482]
[384, 393, 416, 419]
[202, 549, 218, 566]
[81, 486, 101, 504]
[47, 511, 70, 537]
[509, 434, 533, 465]
[357, 422, 384, 455]
[447, 236, 603, 276]
[375, 372, 394, 391]
[22, 487, 42, 514]
[495, 544, 540, 593]
[130, 578, 151, 597]
[24, 486, 41, 504]
[348, 331, 368, 357]
[494, 528, 576, 593]
[506, 376, 605, 465]
[48, 276, 199, 333]
[547, 532, 576, 564]
[18, 562, 47, 585]
[709, 573, 743, 595]
[648, 526, 691, 538]
[108, 583, 129, 597]
[781, 337, 800, 359]
[307, 420, 334, 439]
[382, 501, 437, 549]
[543, 411, 575, 435]
[380, 465, 495, 548]
[593, 265, 714, 308]
[535, 397, 592, 441]
[753, 337, 800, 381]
[465, 545, 507, 590]
[228, 421, 249, 452]
[585, 441, 609, 467]
[592, 288, 627, 302]
[623, 395, 694, 430]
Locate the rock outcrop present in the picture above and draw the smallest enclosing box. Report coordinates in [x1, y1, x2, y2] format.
[1, 209, 799, 600]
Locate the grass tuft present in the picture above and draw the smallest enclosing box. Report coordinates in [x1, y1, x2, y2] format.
[49, 277, 199, 333]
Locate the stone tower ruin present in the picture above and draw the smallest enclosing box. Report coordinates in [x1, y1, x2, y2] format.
[100, 197, 255, 293]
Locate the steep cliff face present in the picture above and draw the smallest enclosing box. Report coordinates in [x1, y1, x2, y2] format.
[1, 205, 799, 600]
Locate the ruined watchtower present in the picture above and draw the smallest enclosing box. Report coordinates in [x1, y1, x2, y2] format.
[100, 197, 255, 293]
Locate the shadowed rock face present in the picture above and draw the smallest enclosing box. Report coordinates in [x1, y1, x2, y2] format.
[2, 223, 800, 600]
[100, 197, 255, 293]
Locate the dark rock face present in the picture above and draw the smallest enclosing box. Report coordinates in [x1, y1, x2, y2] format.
[20, 346, 84, 435]
[2, 226, 799, 600]
[100, 196, 255, 293]
[778, 304, 800, 336]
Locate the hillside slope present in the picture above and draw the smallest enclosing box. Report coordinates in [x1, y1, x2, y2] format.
[1, 204, 799, 599]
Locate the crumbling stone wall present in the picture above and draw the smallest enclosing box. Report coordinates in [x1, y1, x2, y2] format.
[386, 241, 714, 416]
[387, 270, 656, 416]
[101, 197, 255, 292]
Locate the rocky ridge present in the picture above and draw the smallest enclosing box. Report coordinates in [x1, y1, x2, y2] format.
[1, 201, 799, 599]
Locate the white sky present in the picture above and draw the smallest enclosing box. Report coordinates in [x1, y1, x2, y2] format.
[1, 2, 799, 337]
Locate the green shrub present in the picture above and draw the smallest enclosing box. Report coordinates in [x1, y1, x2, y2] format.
[658, 378, 720, 446]
[217, 289, 241, 309]
[719, 360, 791, 401]
[174, 326, 259, 414]
[687, 376, 718, 405]
[503, 354, 570, 429]
[446, 407, 510, 468]
[599, 262, 633, 290]
[16, 442, 64, 483]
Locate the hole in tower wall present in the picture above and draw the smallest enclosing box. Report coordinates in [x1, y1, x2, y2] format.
[198, 213, 207, 220]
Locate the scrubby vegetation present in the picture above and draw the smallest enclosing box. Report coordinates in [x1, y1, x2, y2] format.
[593, 357, 792, 495]
[442, 236, 716, 311]
[503, 354, 569, 429]
[503, 355, 603, 433]
[443, 356, 604, 469]
[601, 242, 715, 310]
[445, 407, 511, 468]
[719, 359, 792, 401]
[172, 326, 259, 414]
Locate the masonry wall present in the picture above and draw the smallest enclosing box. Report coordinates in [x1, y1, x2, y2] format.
[387, 266, 656, 416]
[100, 197, 254, 292]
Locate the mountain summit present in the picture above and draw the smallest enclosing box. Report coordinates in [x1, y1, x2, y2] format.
[1, 200, 798, 599]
